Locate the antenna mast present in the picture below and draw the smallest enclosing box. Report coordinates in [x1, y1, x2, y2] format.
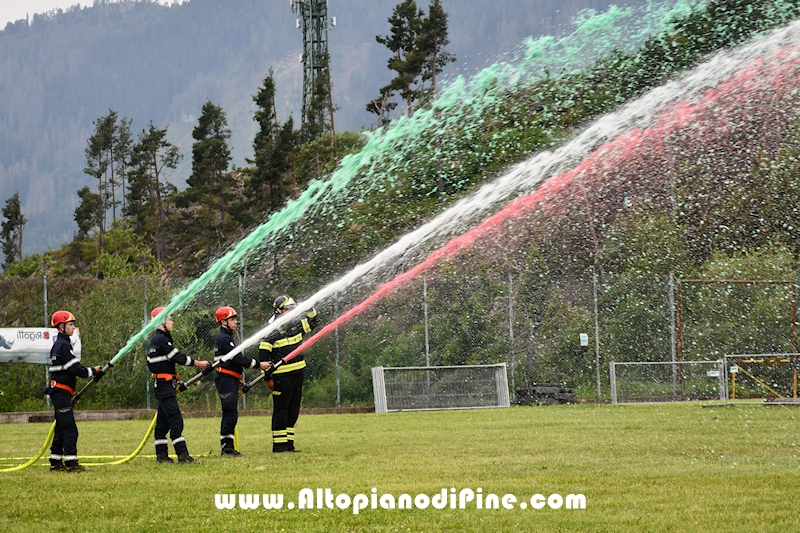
[291, 0, 335, 132]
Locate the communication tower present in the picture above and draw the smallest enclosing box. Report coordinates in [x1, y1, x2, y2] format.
[291, 0, 336, 130]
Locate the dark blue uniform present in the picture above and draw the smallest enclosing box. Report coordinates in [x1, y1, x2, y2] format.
[48, 331, 95, 469]
[214, 325, 258, 454]
[147, 328, 197, 460]
[259, 308, 317, 452]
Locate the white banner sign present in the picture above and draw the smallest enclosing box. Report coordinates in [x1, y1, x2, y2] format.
[0, 328, 82, 364]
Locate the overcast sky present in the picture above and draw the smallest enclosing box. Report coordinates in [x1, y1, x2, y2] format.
[0, 1, 179, 29]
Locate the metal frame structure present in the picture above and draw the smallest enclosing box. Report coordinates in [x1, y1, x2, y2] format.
[723, 353, 799, 400]
[610, 360, 725, 404]
[291, 0, 333, 129]
[675, 279, 797, 399]
[371, 363, 511, 413]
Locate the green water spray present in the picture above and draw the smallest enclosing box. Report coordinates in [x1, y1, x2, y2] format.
[109, 1, 708, 365]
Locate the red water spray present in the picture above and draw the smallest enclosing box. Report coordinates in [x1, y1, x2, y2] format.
[285, 49, 800, 361]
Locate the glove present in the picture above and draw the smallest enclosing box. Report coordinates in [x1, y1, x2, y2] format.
[94, 367, 105, 381]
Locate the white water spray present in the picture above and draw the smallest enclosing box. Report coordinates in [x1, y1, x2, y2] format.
[219, 19, 800, 363]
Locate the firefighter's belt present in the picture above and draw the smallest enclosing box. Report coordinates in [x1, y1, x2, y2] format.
[216, 367, 243, 380]
[50, 380, 75, 396]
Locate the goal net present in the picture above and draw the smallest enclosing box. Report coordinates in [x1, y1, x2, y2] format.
[610, 360, 724, 404]
[371, 363, 510, 413]
[723, 353, 799, 400]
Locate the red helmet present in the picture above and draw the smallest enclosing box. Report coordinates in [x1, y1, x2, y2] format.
[51, 310, 76, 327]
[215, 306, 238, 323]
[150, 306, 168, 320]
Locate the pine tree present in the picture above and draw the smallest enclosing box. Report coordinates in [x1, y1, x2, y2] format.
[270, 117, 299, 207]
[370, 0, 455, 123]
[1, 192, 27, 269]
[252, 70, 279, 153]
[375, 0, 425, 116]
[125, 122, 181, 260]
[415, 0, 455, 197]
[301, 53, 337, 143]
[181, 101, 233, 262]
[84, 112, 113, 252]
[115, 117, 133, 214]
[416, 0, 455, 95]
[245, 72, 300, 223]
[248, 71, 280, 211]
[83, 109, 132, 252]
[366, 85, 398, 128]
[73, 185, 102, 262]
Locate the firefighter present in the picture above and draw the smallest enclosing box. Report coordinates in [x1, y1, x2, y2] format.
[147, 307, 210, 464]
[47, 310, 103, 472]
[214, 306, 271, 456]
[259, 295, 318, 453]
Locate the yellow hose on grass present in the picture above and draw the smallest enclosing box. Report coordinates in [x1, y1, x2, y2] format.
[1, 413, 157, 471]
[0, 421, 56, 472]
[83, 412, 158, 466]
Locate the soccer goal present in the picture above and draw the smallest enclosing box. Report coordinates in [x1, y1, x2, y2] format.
[722, 353, 799, 401]
[371, 363, 511, 413]
[610, 360, 725, 404]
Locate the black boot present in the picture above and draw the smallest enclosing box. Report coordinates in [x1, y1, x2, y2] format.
[221, 446, 242, 457]
[64, 460, 86, 472]
[156, 454, 174, 464]
[221, 437, 242, 456]
[177, 452, 197, 463]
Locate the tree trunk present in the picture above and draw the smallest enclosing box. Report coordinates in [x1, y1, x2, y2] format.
[328, 70, 338, 164]
[153, 152, 164, 261]
[109, 145, 116, 222]
[431, 35, 438, 93]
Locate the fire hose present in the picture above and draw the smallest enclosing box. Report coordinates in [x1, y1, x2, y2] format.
[0, 412, 158, 472]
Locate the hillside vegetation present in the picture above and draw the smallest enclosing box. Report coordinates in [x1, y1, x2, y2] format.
[3, 0, 800, 409]
[0, 0, 624, 254]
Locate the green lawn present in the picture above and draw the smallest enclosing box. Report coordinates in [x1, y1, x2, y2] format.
[1, 402, 798, 532]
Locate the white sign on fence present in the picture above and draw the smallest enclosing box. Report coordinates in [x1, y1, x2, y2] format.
[0, 328, 82, 364]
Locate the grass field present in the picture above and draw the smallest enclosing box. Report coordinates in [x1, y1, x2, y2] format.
[1, 402, 798, 532]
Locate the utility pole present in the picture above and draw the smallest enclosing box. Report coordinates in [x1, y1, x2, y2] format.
[291, 0, 335, 132]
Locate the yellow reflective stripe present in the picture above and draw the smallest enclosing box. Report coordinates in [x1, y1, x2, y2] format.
[301, 318, 311, 334]
[272, 333, 303, 348]
[259, 341, 272, 351]
[305, 308, 317, 319]
[273, 360, 306, 374]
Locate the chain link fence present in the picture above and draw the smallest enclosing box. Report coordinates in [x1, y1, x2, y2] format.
[1, 269, 797, 411]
